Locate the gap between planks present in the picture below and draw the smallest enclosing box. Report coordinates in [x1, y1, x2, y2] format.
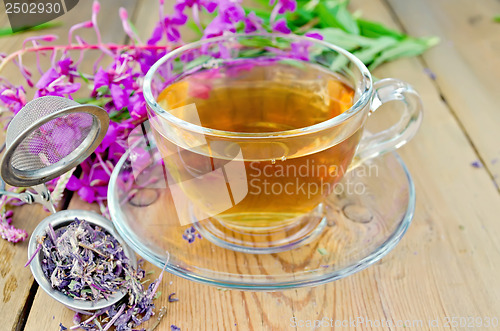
[13, 282, 38, 331]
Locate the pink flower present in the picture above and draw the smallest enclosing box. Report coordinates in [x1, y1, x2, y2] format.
[147, 12, 188, 44]
[0, 85, 26, 114]
[0, 211, 27, 243]
[244, 12, 263, 33]
[175, 0, 217, 13]
[219, 0, 245, 24]
[272, 18, 291, 34]
[93, 55, 138, 111]
[67, 160, 110, 203]
[35, 68, 81, 98]
[129, 92, 147, 120]
[290, 40, 313, 61]
[204, 15, 236, 38]
[305, 32, 323, 40]
[57, 58, 77, 81]
[270, 0, 297, 14]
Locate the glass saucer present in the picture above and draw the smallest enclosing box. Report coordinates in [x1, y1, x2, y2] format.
[108, 133, 415, 290]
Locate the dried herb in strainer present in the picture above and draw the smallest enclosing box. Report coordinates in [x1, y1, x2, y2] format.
[27, 218, 169, 331]
[35, 218, 129, 301]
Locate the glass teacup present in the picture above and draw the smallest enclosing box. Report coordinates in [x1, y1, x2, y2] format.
[143, 33, 422, 253]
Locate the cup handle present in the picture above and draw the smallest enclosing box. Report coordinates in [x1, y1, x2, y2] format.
[349, 78, 423, 169]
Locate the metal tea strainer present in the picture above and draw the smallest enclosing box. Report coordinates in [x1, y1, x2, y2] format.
[0, 96, 134, 311]
[0, 96, 109, 212]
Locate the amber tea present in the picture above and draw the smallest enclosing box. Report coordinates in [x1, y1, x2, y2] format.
[151, 62, 362, 228]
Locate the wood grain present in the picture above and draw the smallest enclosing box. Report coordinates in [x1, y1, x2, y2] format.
[0, 205, 50, 331]
[3, 0, 500, 330]
[384, 0, 500, 190]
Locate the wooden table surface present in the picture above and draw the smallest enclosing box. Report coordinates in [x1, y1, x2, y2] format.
[1, 0, 500, 330]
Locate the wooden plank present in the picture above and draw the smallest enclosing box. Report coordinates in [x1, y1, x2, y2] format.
[0, 205, 51, 331]
[19, 1, 500, 331]
[383, 0, 500, 189]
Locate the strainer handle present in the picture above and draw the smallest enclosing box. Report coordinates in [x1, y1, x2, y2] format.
[0, 185, 56, 213]
[0, 190, 28, 201]
[32, 184, 56, 214]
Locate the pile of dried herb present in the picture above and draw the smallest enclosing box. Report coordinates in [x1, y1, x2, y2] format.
[27, 219, 168, 331]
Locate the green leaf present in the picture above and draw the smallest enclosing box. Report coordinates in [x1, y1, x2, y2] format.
[285, 8, 316, 30]
[315, 1, 359, 34]
[352, 37, 398, 65]
[128, 18, 141, 42]
[78, 71, 90, 84]
[110, 108, 131, 122]
[182, 55, 213, 71]
[185, 21, 203, 40]
[242, 7, 271, 25]
[315, 3, 344, 30]
[250, 0, 272, 8]
[239, 48, 267, 59]
[494, 16, 500, 23]
[312, 27, 379, 50]
[357, 19, 405, 40]
[369, 37, 439, 69]
[329, 54, 350, 72]
[96, 86, 110, 95]
[0, 22, 61, 37]
[75, 96, 113, 107]
[239, 35, 283, 48]
[331, 1, 360, 35]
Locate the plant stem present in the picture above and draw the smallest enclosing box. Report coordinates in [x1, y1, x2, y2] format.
[0, 43, 171, 74]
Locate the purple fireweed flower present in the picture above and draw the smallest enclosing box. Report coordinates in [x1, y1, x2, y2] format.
[35, 67, 81, 98]
[93, 54, 138, 110]
[138, 49, 168, 75]
[219, 0, 245, 24]
[57, 58, 77, 82]
[0, 210, 27, 243]
[272, 18, 291, 34]
[204, 15, 236, 38]
[148, 12, 188, 44]
[67, 160, 111, 203]
[175, 0, 217, 13]
[305, 32, 323, 40]
[244, 12, 263, 33]
[182, 226, 201, 243]
[270, 0, 297, 14]
[119, 7, 142, 44]
[290, 40, 313, 61]
[0, 84, 26, 114]
[129, 91, 147, 120]
[95, 121, 123, 154]
[94, 120, 132, 161]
